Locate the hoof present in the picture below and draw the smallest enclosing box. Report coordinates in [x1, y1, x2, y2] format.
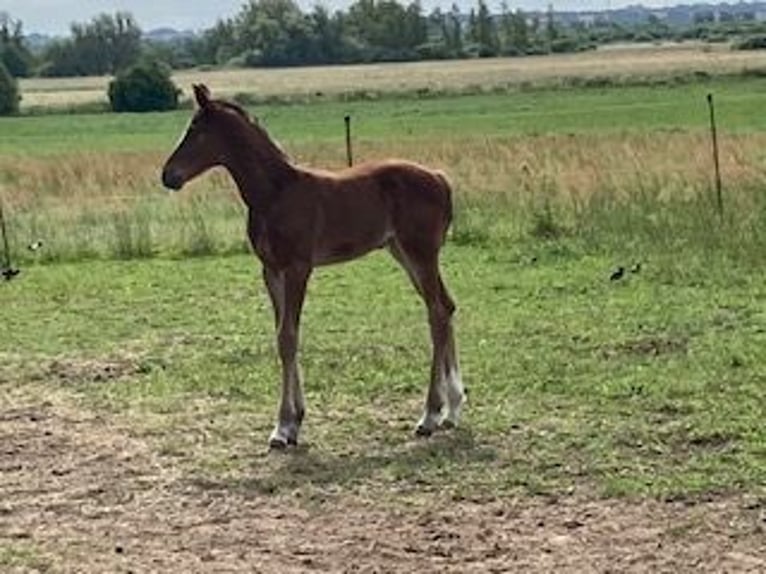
[268, 436, 299, 450]
[439, 418, 457, 430]
[268, 426, 298, 450]
[415, 424, 435, 437]
[269, 436, 289, 450]
[415, 411, 442, 437]
[441, 406, 463, 430]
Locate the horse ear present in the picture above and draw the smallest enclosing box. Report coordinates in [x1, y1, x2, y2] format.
[193, 84, 211, 108]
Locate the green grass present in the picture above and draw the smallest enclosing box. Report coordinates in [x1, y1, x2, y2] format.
[2, 75, 765, 502]
[0, 543, 51, 572]
[3, 78, 766, 157]
[2, 243, 765, 500]
[2, 76, 766, 265]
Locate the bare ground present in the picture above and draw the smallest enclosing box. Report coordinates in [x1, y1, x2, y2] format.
[1, 391, 764, 573]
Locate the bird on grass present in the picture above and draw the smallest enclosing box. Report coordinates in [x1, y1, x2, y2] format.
[609, 266, 625, 281]
[1, 267, 20, 281]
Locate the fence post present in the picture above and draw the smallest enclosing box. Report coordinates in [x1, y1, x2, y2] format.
[706, 93, 723, 219]
[0, 197, 20, 281]
[344, 114, 353, 167]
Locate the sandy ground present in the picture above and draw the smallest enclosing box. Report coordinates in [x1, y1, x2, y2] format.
[1, 395, 764, 573]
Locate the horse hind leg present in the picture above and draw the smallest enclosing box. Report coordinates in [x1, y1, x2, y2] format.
[441, 317, 465, 429]
[431, 274, 464, 429]
[390, 242, 462, 435]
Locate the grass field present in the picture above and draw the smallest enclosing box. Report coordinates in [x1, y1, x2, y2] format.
[2, 244, 765, 570]
[2, 77, 766, 264]
[4, 246, 766, 497]
[2, 50, 766, 571]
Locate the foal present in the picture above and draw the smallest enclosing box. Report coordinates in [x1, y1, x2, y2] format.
[162, 84, 465, 448]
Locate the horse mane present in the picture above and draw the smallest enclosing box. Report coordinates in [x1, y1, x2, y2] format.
[218, 100, 253, 123]
[215, 100, 291, 163]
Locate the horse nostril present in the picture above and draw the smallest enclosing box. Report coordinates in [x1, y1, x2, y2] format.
[162, 168, 183, 191]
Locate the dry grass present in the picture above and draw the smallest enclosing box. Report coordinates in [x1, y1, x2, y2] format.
[19, 42, 766, 110]
[3, 130, 765, 261]
[3, 131, 764, 209]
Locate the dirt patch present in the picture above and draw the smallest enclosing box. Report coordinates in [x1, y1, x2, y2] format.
[1, 391, 764, 573]
[601, 335, 689, 359]
[44, 353, 147, 384]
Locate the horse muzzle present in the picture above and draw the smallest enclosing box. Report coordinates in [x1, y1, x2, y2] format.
[161, 167, 184, 191]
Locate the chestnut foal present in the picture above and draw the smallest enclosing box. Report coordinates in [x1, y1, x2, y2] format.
[161, 85, 465, 448]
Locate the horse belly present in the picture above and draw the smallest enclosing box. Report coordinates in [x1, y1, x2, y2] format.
[312, 206, 392, 266]
[312, 226, 391, 266]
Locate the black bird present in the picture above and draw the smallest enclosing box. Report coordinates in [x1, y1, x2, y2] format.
[631, 262, 642, 274]
[1, 267, 20, 281]
[609, 266, 625, 281]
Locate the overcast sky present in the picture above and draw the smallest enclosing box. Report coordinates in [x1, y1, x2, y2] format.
[5, 0, 686, 35]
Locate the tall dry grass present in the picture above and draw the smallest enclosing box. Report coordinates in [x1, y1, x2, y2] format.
[2, 130, 766, 263]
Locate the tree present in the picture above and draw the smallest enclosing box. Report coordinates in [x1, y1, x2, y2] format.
[0, 61, 19, 115]
[346, 0, 427, 60]
[500, 7, 529, 55]
[467, 0, 498, 56]
[233, 0, 318, 66]
[546, 4, 558, 52]
[199, 20, 238, 65]
[42, 12, 141, 77]
[108, 60, 179, 112]
[0, 13, 33, 77]
[311, 6, 355, 63]
[403, 1, 428, 50]
[446, 4, 464, 55]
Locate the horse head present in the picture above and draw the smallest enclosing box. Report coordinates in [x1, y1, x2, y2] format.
[161, 84, 225, 191]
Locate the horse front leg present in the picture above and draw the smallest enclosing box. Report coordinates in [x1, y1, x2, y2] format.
[269, 264, 311, 449]
[263, 266, 282, 329]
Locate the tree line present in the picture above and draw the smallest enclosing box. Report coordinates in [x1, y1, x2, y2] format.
[2, 1, 766, 80]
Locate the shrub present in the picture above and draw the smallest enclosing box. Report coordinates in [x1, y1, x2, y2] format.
[108, 60, 180, 113]
[0, 62, 20, 116]
[733, 35, 766, 51]
[551, 36, 586, 54]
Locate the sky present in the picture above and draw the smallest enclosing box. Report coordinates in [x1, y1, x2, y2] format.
[3, 0, 692, 35]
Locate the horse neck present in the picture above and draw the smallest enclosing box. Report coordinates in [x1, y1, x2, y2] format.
[217, 114, 297, 209]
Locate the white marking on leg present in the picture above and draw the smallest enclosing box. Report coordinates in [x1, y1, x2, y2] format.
[271, 344, 302, 448]
[269, 419, 299, 448]
[416, 362, 447, 435]
[416, 408, 444, 435]
[443, 367, 465, 428]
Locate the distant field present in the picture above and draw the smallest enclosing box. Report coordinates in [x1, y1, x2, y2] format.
[17, 42, 766, 110]
[4, 78, 766, 157]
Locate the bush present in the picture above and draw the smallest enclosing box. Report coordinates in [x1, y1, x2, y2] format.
[0, 62, 20, 116]
[415, 41, 453, 60]
[734, 35, 766, 51]
[551, 36, 586, 54]
[108, 60, 180, 113]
